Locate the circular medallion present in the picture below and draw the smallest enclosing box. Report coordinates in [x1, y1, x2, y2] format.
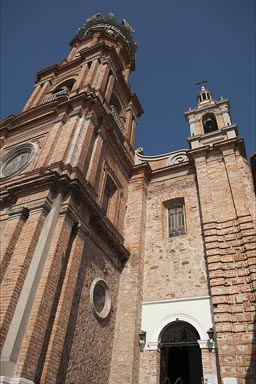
[0, 142, 38, 180]
[90, 278, 111, 319]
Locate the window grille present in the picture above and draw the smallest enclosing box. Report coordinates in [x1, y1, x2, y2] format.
[168, 204, 185, 237]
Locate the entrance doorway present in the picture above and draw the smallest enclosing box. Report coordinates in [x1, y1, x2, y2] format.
[160, 321, 203, 384]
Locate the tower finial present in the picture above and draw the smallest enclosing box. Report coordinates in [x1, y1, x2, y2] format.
[196, 81, 213, 106]
[195, 80, 208, 88]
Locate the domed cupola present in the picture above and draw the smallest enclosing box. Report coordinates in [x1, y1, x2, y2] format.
[197, 85, 213, 106]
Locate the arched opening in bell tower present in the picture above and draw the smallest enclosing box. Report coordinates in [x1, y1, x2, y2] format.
[202, 113, 218, 134]
[159, 321, 203, 384]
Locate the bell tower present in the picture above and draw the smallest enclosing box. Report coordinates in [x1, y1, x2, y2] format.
[0, 14, 143, 384]
[185, 83, 238, 149]
[22, 13, 141, 151]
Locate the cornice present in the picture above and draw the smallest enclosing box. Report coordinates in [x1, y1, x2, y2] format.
[188, 137, 246, 160]
[0, 92, 97, 136]
[36, 64, 59, 82]
[184, 98, 230, 117]
[131, 162, 152, 183]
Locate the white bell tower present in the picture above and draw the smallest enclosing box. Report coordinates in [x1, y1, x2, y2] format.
[185, 82, 238, 149]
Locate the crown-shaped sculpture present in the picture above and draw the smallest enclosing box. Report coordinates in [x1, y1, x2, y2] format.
[77, 13, 137, 57]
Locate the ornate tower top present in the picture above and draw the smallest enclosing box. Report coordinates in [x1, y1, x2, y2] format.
[195, 80, 213, 107]
[76, 13, 137, 58]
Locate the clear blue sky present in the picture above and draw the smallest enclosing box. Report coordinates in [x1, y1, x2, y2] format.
[1, 0, 255, 158]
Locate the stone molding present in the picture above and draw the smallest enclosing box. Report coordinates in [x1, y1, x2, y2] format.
[8, 207, 29, 221]
[90, 278, 112, 319]
[148, 312, 210, 349]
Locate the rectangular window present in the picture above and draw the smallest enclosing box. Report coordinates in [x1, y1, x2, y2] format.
[164, 198, 186, 238]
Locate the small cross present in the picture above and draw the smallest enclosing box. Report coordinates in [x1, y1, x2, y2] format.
[195, 80, 208, 87]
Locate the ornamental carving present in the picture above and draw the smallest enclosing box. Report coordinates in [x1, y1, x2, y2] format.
[135, 148, 189, 167]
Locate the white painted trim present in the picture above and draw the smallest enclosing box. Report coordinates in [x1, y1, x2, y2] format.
[149, 313, 208, 347]
[142, 295, 210, 306]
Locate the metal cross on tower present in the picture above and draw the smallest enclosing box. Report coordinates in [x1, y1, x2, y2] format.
[195, 80, 208, 87]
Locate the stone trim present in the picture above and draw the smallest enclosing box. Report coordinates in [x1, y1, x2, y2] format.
[142, 295, 211, 306]
[198, 339, 215, 349]
[0, 377, 34, 384]
[8, 207, 29, 221]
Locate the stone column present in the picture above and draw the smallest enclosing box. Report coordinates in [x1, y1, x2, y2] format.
[105, 74, 115, 104]
[84, 59, 100, 89]
[86, 131, 104, 188]
[72, 63, 90, 93]
[94, 61, 110, 95]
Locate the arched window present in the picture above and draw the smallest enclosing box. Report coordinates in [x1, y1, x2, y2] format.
[52, 79, 75, 95]
[202, 113, 218, 134]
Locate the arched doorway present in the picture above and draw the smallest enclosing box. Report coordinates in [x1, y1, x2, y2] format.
[160, 321, 203, 384]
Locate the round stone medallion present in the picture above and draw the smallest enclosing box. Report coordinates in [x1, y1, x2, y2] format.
[0, 142, 38, 179]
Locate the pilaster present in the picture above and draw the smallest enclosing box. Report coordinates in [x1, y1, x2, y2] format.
[0, 200, 50, 352]
[0, 207, 29, 284]
[109, 163, 151, 384]
[39, 222, 89, 383]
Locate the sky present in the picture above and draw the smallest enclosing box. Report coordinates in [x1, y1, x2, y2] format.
[1, 0, 255, 158]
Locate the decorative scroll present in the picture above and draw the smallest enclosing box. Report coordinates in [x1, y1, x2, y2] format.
[135, 148, 189, 167]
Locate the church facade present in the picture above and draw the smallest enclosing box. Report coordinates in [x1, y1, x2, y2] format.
[0, 14, 255, 384]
